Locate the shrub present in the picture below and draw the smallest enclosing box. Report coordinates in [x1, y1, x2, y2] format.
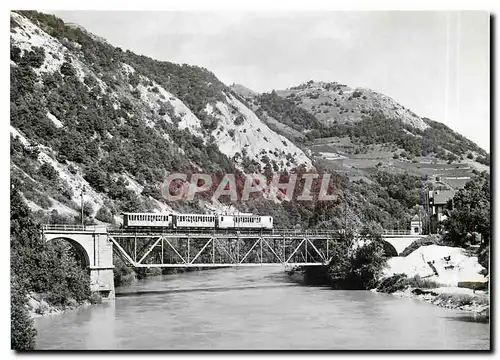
[233, 115, 244, 126]
[95, 206, 114, 223]
[406, 275, 440, 289]
[11, 279, 36, 350]
[60, 61, 76, 76]
[39, 162, 58, 181]
[352, 90, 363, 98]
[327, 230, 388, 290]
[376, 273, 408, 293]
[11, 186, 91, 308]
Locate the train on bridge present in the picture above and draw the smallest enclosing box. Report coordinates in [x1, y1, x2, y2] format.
[122, 212, 274, 231]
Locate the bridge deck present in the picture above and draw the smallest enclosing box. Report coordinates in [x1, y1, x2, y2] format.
[41, 225, 422, 268]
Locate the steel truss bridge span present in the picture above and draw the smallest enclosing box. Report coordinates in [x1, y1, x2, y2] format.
[107, 230, 335, 268]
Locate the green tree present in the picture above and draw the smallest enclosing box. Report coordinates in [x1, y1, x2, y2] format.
[327, 223, 387, 289]
[11, 278, 36, 350]
[11, 182, 92, 349]
[443, 172, 490, 248]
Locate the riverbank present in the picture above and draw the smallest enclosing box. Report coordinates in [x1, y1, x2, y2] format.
[373, 286, 489, 318]
[26, 292, 101, 318]
[377, 244, 489, 319]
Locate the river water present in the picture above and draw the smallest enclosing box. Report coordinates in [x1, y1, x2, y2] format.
[34, 267, 490, 350]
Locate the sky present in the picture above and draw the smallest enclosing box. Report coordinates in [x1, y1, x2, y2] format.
[53, 11, 490, 151]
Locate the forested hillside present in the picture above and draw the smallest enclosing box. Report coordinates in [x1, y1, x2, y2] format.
[10, 11, 488, 233]
[237, 81, 488, 163]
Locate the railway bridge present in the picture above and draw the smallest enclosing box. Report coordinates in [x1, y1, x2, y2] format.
[41, 225, 424, 300]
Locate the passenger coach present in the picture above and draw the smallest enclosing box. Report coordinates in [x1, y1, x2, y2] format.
[121, 213, 273, 231]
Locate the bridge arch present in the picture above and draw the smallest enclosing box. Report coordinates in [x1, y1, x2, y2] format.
[380, 240, 398, 257]
[46, 236, 91, 269]
[42, 227, 115, 299]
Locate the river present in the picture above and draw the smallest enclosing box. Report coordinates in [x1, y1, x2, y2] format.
[34, 267, 490, 350]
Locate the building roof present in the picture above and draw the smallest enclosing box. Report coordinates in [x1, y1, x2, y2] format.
[431, 190, 456, 205]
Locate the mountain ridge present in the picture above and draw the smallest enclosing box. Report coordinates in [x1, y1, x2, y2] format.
[10, 10, 489, 233]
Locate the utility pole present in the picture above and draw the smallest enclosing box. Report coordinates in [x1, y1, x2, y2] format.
[80, 185, 86, 227]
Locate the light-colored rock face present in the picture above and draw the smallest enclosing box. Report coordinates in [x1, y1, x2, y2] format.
[206, 94, 313, 172]
[277, 81, 430, 131]
[10, 11, 313, 217]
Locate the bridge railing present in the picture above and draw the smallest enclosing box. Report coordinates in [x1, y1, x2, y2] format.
[42, 224, 108, 232]
[382, 229, 413, 236]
